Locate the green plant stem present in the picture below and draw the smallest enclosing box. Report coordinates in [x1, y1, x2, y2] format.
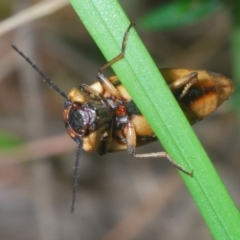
[69, 0, 240, 239]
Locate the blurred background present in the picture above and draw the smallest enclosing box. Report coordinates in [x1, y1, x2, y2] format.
[0, 0, 239, 240]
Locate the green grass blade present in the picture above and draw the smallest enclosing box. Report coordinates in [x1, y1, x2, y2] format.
[69, 0, 240, 239]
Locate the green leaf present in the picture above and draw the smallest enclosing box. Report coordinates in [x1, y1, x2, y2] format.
[139, 1, 222, 30]
[69, 0, 240, 239]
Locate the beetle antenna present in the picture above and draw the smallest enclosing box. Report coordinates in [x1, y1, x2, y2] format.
[12, 45, 68, 99]
[71, 142, 82, 214]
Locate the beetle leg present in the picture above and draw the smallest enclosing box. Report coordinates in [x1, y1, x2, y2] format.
[123, 121, 192, 176]
[80, 84, 102, 101]
[123, 121, 137, 155]
[97, 22, 135, 97]
[132, 151, 193, 176]
[170, 72, 198, 99]
[97, 73, 120, 97]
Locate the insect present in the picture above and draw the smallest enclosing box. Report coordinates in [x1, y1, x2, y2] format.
[12, 22, 234, 213]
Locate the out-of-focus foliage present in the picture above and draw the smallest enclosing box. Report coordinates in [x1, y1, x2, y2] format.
[0, 130, 21, 150]
[139, 1, 222, 30]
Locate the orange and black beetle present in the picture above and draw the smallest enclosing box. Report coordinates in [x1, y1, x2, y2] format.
[12, 23, 234, 213]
